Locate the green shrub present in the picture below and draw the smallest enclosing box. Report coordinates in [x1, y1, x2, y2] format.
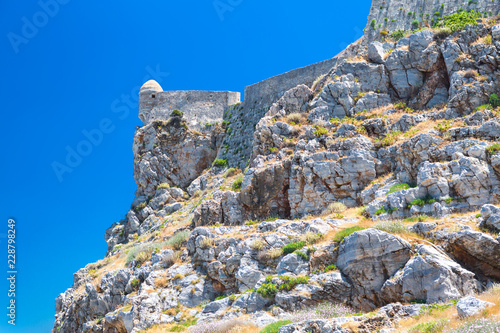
[375, 130, 402, 147]
[324, 264, 338, 272]
[212, 159, 228, 168]
[232, 176, 243, 191]
[164, 230, 191, 250]
[404, 215, 429, 223]
[486, 143, 500, 156]
[171, 109, 184, 117]
[313, 126, 328, 137]
[260, 320, 292, 333]
[490, 93, 499, 108]
[387, 183, 413, 194]
[370, 19, 376, 29]
[442, 197, 454, 204]
[256, 282, 279, 298]
[412, 20, 420, 29]
[169, 318, 197, 332]
[409, 196, 436, 208]
[279, 276, 309, 291]
[408, 319, 447, 333]
[333, 226, 365, 243]
[130, 278, 141, 289]
[391, 29, 406, 40]
[294, 250, 308, 261]
[410, 198, 426, 207]
[436, 10, 481, 32]
[282, 241, 305, 254]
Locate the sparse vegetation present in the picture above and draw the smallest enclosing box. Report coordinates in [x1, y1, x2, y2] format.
[313, 126, 328, 137]
[404, 215, 429, 223]
[232, 176, 243, 191]
[170, 109, 184, 117]
[375, 130, 402, 147]
[408, 318, 447, 333]
[212, 159, 228, 168]
[325, 202, 347, 214]
[157, 183, 170, 190]
[260, 320, 292, 333]
[391, 29, 406, 40]
[486, 143, 500, 156]
[301, 231, 324, 245]
[267, 248, 284, 259]
[333, 226, 365, 243]
[409, 196, 437, 208]
[387, 183, 413, 194]
[375, 220, 411, 235]
[436, 10, 481, 32]
[251, 239, 264, 251]
[257, 276, 310, 298]
[490, 93, 499, 108]
[282, 241, 306, 255]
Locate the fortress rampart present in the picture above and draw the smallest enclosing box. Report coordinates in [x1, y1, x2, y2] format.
[139, 81, 240, 129]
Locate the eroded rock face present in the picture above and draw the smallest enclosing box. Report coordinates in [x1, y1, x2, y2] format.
[55, 13, 500, 333]
[381, 245, 480, 304]
[445, 230, 500, 281]
[133, 117, 222, 197]
[337, 229, 412, 310]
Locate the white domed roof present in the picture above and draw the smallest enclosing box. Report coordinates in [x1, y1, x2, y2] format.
[140, 80, 163, 93]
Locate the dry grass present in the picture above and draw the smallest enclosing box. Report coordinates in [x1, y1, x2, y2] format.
[395, 284, 500, 332]
[154, 275, 169, 288]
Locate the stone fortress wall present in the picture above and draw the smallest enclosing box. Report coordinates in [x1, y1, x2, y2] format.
[365, 0, 499, 40]
[138, 0, 497, 168]
[139, 81, 240, 130]
[139, 56, 342, 168]
[217, 57, 341, 168]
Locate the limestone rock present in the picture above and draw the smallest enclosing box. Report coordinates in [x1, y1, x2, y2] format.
[381, 245, 479, 304]
[457, 296, 494, 318]
[337, 229, 412, 310]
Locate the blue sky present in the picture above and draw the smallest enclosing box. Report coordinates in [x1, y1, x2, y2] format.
[0, 0, 371, 331]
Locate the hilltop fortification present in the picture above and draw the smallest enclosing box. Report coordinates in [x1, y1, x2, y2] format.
[53, 1, 500, 332]
[139, 80, 240, 130]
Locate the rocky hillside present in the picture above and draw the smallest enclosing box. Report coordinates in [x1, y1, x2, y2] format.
[53, 4, 500, 333]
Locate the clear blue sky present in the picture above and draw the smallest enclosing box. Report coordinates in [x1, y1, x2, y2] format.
[0, 1, 371, 332]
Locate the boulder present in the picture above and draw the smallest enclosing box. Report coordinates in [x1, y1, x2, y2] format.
[381, 245, 480, 304]
[456, 296, 494, 318]
[336, 229, 412, 310]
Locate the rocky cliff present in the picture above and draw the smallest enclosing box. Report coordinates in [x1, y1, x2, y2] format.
[53, 2, 500, 333]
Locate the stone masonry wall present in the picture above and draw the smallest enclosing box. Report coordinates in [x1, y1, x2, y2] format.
[142, 90, 241, 130]
[217, 58, 340, 168]
[365, 0, 499, 40]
